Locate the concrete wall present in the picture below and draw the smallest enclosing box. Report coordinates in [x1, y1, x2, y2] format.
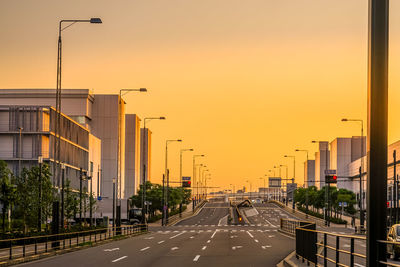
[125, 114, 141, 197]
[330, 138, 352, 190]
[305, 160, 315, 187]
[89, 134, 102, 197]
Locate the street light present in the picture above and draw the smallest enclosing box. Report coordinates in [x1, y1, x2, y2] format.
[205, 175, 211, 199]
[193, 155, 205, 205]
[60, 163, 65, 229]
[284, 155, 296, 209]
[117, 88, 148, 228]
[246, 180, 252, 200]
[141, 116, 165, 224]
[201, 169, 209, 199]
[37, 156, 43, 232]
[112, 178, 116, 231]
[163, 139, 182, 226]
[53, 19, 102, 228]
[342, 118, 365, 227]
[180, 149, 194, 184]
[259, 177, 266, 200]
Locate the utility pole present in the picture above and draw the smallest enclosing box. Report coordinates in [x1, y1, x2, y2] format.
[366, 0, 389, 265]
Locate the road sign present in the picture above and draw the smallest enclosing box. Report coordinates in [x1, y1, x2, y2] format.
[324, 169, 336, 175]
[182, 176, 191, 181]
[97, 196, 102, 201]
[268, 177, 281, 188]
[182, 181, 191, 187]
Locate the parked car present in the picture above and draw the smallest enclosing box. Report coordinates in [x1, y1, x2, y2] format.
[387, 224, 400, 259]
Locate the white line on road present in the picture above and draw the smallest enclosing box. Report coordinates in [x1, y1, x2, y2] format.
[158, 241, 165, 244]
[140, 247, 150, 251]
[354, 264, 365, 267]
[171, 247, 179, 251]
[112, 256, 127, 263]
[247, 231, 254, 238]
[193, 255, 201, 262]
[255, 239, 259, 243]
[104, 248, 119, 252]
[190, 236, 195, 239]
[145, 237, 154, 240]
[170, 232, 185, 239]
[207, 240, 211, 243]
[202, 246, 207, 250]
[211, 229, 218, 239]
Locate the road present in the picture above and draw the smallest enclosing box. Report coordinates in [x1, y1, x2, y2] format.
[18, 201, 296, 267]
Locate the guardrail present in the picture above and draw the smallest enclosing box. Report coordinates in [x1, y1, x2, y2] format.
[0, 224, 147, 263]
[280, 218, 313, 236]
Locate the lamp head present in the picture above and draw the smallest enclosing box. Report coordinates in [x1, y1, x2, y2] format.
[38, 156, 43, 164]
[177, 139, 182, 142]
[139, 88, 147, 92]
[311, 141, 317, 143]
[341, 118, 348, 122]
[90, 18, 103, 24]
[160, 116, 166, 120]
[90, 18, 102, 24]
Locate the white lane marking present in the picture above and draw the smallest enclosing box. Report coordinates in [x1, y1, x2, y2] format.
[140, 247, 150, 251]
[170, 232, 185, 239]
[262, 245, 272, 249]
[230, 235, 238, 239]
[207, 240, 211, 243]
[343, 244, 350, 248]
[104, 248, 119, 252]
[158, 240, 165, 244]
[247, 231, 254, 238]
[255, 239, 259, 243]
[264, 219, 277, 227]
[190, 236, 195, 239]
[202, 246, 207, 250]
[112, 256, 127, 263]
[145, 237, 154, 240]
[193, 255, 201, 262]
[211, 229, 218, 239]
[232, 246, 243, 250]
[268, 235, 275, 238]
[354, 264, 365, 267]
[171, 247, 179, 251]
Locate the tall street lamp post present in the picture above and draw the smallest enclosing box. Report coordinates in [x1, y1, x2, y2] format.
[260, 177, 266, 200]
[53, 19, 102, 234]
[163, 139, 182, 226]
[141, 117, 165, 224]
[295, 149, 309, 216]
[284, 155, 296, 210]
[61, 163, 65, 229]
[205, 175, 211, 199]
[180, 149, 194, 184]
[341, 118, 365, 228]
[193, 155, 205, 204]
[117, 88, 147, 227]
[37, 156, 43, 232]
[280, 165, 288, 204]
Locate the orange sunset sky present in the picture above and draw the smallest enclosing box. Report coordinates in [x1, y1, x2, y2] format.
[1, 0, 400, 192]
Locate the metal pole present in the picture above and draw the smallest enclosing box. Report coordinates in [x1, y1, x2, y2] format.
[79, 168, 82, 222]
[360, 122, 365, 227]
[180, 151, 183, 184]
[38, 161, 42, 232]
[367, 0, 389, 265]
[18, 127, 22, 175]
[112, 179, 115, 230]
[162, 173, 165, 226]
[61, 165, 65, 230]
[394, 150, 397, 224]
[359, 166, 363, 227]
[193, 157, 196, 205]
[166, 169, 169, 224]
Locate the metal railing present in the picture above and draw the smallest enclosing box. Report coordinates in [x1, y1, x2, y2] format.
[280, 218, 312, 236]
[0, 224, 147, 263]
[377, 240, 400, 267]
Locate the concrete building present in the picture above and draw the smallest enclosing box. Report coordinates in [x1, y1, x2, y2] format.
[125, 114, 141, 197]
[314, 141, 330, 189]
[330, 136, 366, 192]
[304, 160, 315, 187]
[0, 105, 95, 192]
[140, 128, 152, 183]
[91, 94, 126, 200]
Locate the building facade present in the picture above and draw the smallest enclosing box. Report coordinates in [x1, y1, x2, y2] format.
[304, 160, 315, 187]
[125, 114, 141, 197]
[314, 141, 330, 189]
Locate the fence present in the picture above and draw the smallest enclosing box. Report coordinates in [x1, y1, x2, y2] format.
[280, 218, 313, 236]
[0, 224, 147, 263]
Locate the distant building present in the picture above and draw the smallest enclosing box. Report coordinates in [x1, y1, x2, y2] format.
[314, 141, 330, 189]
[304, 160, 315, 187]
[140, 128, 152, 183]
[125, 114, 141, 197]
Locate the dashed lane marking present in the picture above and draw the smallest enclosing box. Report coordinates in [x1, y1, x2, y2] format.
[171, 247, 179, 251]
[193, 255, 201, 262]
[247, 231, 254, 238]
[170, 232, 186, 239]
[140, 247, 150, 251]
[158, 241, 165, 244]
[112, 256, 127, 263]
[202, 246, 207, 250]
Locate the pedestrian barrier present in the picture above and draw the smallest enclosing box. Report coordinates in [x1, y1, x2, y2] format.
[0, 224, 147, 264]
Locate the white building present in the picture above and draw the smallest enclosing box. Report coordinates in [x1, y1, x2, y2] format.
[314, 141, 330, 189]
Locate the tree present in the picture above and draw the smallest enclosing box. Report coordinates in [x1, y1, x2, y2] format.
[64, 179, 79, 226]
[0, 161, 15, 233]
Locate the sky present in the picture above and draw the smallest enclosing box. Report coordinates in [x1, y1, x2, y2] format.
[1, 0, 400, 193]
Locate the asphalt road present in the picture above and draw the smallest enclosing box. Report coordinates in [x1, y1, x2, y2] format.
[18, 201, 296, 267]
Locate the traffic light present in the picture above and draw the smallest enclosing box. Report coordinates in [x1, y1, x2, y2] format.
[326, 175, 337, 184]
[182, 181, 191, 188]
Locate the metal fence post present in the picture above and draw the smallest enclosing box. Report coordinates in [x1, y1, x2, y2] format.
[9, 240, 12, 260]
[324, 233, 327, 267]
[335, 236, 339, 267]
[350, 238, 354, 267]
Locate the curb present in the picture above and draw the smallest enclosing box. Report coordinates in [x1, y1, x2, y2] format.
[169, 201, 207, 226]
[277, 251, 297, 267]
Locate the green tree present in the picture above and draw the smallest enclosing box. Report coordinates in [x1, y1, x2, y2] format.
[64, 179, 79, 225]
[0, 161, 16, 233]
